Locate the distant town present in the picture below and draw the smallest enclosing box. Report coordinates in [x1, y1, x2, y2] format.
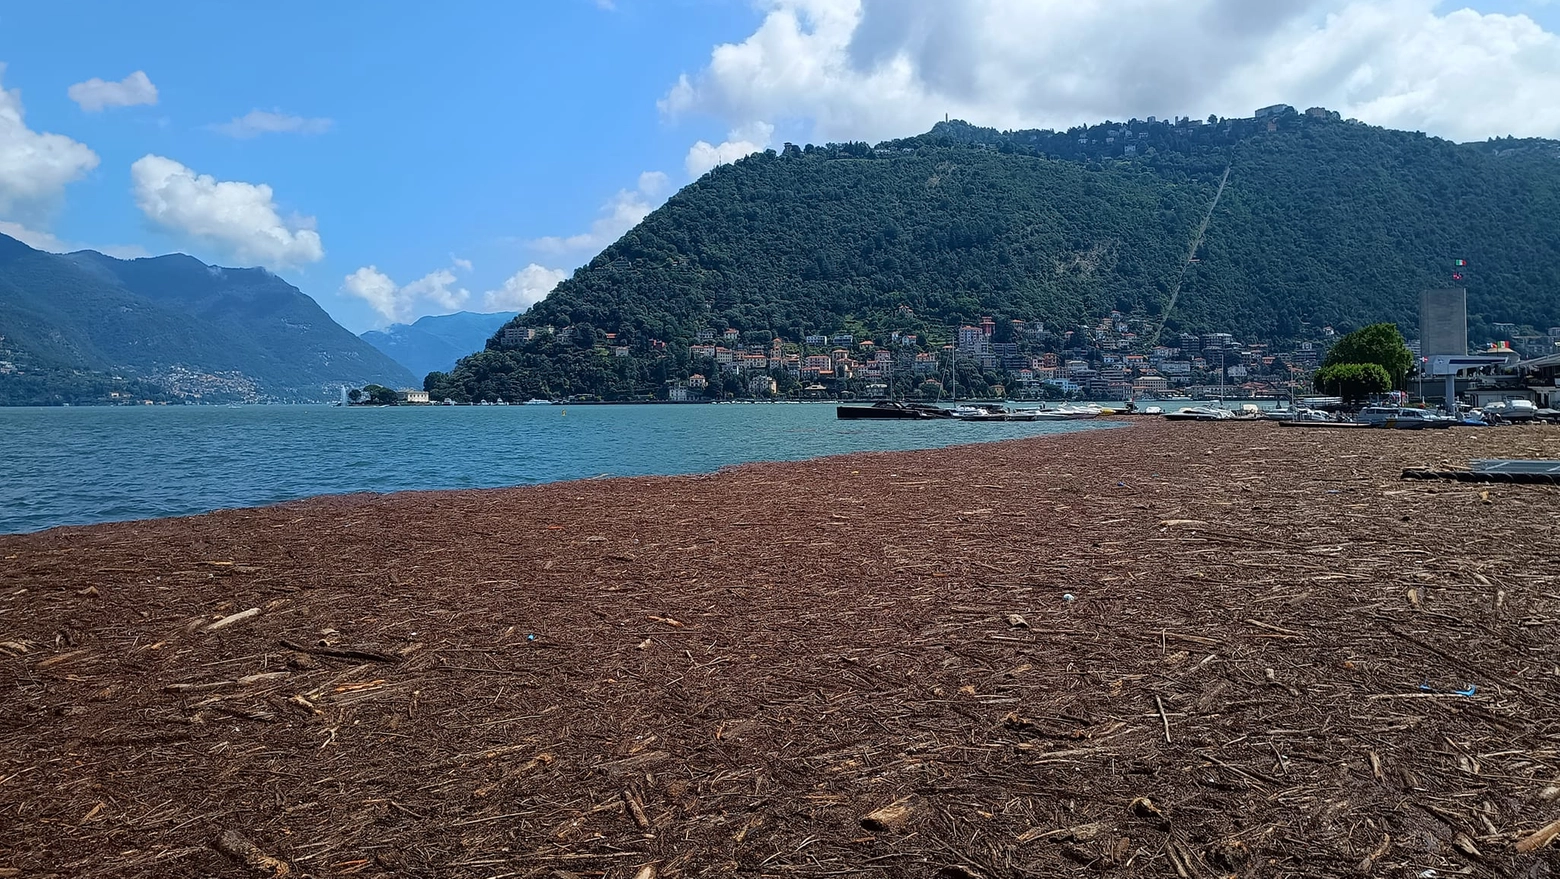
[487, 307, 1550, 404]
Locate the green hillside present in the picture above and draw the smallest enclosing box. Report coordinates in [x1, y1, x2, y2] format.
[430, 111, 1560, 402]
[0, 235, 415, 404]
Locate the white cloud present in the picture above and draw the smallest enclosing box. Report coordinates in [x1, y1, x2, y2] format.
[685, 121, 775, 177]
[67, 70, 158, 111]
[95, 243, 150, 259]
[0, 219, 147, 258]
[0, 64, 100, 214]
[531, 170, 669, 254]
[0, 219, 64, 251]
[661, 0, 1560, 143]
[342, 262, 473, 325]
[483, 264, 569, 312]
[210, 109, 334, 139]
[638, 170, 670, 196]
[130, 154, 324, 268]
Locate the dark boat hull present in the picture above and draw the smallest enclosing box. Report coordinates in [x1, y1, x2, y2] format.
[837, 403, 952, 420]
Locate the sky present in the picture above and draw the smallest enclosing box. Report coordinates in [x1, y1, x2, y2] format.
[3, 0, 1560, 333]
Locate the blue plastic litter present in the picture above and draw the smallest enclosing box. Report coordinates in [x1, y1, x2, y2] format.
[526, 633, 537, 641]
[1419, 682, 1476, 696]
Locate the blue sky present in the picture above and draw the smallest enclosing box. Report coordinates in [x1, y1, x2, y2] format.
[3, 0, 1559, 332]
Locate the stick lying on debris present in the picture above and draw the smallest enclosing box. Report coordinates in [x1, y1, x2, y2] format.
[277, 639, 401, 663]
[214, 829, 289, 876]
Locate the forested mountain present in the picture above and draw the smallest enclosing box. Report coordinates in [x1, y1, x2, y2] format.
[361, 311, 517, 379]
[430, 110, 1560, 402]
[0, 235, 415, 404]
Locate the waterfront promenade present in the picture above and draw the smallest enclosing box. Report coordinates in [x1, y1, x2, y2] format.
[3, 422, 1558, 876]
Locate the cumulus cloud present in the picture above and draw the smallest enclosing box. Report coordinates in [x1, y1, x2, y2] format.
[685, 121, 775, 177]
[660, 0, 1560, 143]
[67, 70, 158, 111]
[532, 171, 670, 254]
[210, 109, 334, 139]
[0, 219, 65, 251]
[483, 264, 569, 312]
[130, 154, 324, 268]
[0, 219, 147, 258]
[0, 64, 100, 214]
[342, 262, 473, 325]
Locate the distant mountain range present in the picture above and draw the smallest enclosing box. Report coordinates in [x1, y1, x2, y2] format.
[0, 234, 416, 404]
[360, 311, 517, 382]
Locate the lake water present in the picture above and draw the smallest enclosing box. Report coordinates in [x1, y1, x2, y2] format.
[0, 403, 1139, 534]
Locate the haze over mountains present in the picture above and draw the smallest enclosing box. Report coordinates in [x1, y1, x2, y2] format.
[0, 235, 415, 404]
[360, 311, 517, 382]
[431, 109, 1560, 402]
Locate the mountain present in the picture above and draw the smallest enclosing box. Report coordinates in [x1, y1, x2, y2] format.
[0, 235, 416, 404]
[430, 110, 1560, 402]
[361, 311, 517, 382]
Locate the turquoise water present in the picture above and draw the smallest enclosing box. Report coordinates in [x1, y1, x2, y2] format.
[0, 403, 1126, 534]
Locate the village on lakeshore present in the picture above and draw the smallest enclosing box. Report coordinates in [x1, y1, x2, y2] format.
[354, 300, 1560, 415]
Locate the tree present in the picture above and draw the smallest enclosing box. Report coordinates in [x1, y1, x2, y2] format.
[347, 388, 362, 403]
[362, 384, 399, 405]
[1314, 362, 1391, 404]
[1322, 323, 1414, 388]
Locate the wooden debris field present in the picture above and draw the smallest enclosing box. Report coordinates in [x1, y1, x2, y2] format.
[3, 421, 1560, 877]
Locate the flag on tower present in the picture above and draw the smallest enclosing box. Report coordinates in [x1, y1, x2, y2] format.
[1453, 259, 1468, 267]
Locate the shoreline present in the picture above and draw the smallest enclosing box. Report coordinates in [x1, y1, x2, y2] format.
[0, 414, 1127, 537]
[3, 422, 1559, 875]
[1, 421, 1123, 538]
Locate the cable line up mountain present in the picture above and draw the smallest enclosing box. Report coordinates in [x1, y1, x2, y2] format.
[0, 235, 415, 404]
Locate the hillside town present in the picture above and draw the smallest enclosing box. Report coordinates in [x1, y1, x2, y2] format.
[501, 309, 1352, 401]
[492, 304, 1560, 405]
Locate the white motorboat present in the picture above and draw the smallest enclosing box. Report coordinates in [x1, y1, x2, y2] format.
[1053, 404, 1102, 420]
[1483, 399, 1539, 422]
[951, 405, 1007, 422]
[1163, 406, 1234, 422]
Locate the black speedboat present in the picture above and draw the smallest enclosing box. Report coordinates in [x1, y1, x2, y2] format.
[836, 401, 954, 420]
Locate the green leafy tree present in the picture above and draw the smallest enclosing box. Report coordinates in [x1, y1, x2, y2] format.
[362, 384, 399, 405]
[1314, 362, 1391, 404]
[1322, 323, 1414, 388]
[347, 388, 363, 403]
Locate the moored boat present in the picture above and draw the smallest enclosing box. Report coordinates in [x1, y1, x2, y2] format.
[1164, 406, 1234, 422]
[836, 401, 953, 420]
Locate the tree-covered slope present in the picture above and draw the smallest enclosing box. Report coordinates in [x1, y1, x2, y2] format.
[432, 112, 1560, 401]
[0, 236, 415, 403]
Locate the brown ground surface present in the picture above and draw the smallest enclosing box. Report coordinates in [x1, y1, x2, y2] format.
[3, 421, 1560, 878]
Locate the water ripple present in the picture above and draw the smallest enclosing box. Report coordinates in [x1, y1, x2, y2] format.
[0, 404, 1122, 534]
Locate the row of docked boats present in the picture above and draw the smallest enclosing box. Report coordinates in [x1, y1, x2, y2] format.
[835, 401, 1110, 422]
[1162, 400, 1548, 428]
